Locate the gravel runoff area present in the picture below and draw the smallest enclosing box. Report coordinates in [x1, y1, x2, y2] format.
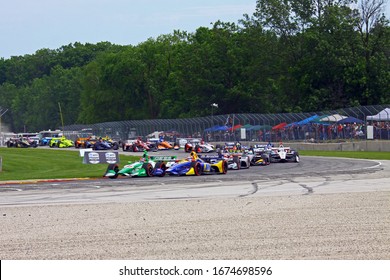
[1, 190, 389, 260]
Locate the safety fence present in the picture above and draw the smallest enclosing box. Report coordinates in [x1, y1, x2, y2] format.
[63, 105, 390, 143]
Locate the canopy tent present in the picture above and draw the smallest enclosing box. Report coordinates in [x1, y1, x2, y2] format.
[241, 124, 253, 129]
[247, 124, 272, 131]
[319, 114, 348, 122]
[228, 124, 242, 131]
[204, 125, 228, 132]
[366, 108, 390, 121]
[272, 122, 287, 130]
[337, 116, 364, 124]
[297, 114, 319, 125]
[286, 114, 319, 127]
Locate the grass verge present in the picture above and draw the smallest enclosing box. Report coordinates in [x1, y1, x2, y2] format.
[0, 148, 138, 181]
[299, 150, 390, 160]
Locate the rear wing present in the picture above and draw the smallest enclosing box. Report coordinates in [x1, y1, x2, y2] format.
[150, 156, 177, 162]
[198, 154, 225, 162]
[223, 152, 244, 156]
[272, 147, 291, 152]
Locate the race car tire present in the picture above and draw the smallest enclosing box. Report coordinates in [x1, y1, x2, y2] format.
[191, 162, 202, 176]
[106, 164, 119, 179]
[112, 143, 119, 150]
[294, 154, 300, 163]
[155, 162, 167, 177]
[233, 156, 241, 170]
[142, 163, 153, 177]
[222, 160, 228, 174]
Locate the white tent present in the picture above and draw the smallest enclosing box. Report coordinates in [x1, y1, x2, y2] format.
[366, 108, 390, 121]
[319, 114, 348, 122]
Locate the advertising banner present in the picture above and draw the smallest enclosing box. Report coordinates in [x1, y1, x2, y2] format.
[83, 151, 119, 164]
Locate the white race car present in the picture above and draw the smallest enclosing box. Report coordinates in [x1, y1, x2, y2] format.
[200, 152, 251, 170]
[270, 144, 300, 163]
[184, 139, 215, 153]
[225, 153, 251, 170]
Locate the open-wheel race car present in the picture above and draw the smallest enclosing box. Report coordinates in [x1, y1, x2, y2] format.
[184, 139, 215, 153]
[166, 151, 227, 176]
[147, 138, 178, 151]
[6, 137, 38, 148]
[269, 143, 300, 163]
[86, 136, 119, 150]
[104, 151, 176, 179]
[248, 144, 272, 166]
[201, 152, 251, 170]
[223, 152, 251, 170]
[49, 136, 74, 148]
[122, 138, 150, 152]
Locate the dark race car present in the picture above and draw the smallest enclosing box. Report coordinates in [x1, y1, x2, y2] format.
[93, 138, 118, 150]
[6, 137, 38, 148]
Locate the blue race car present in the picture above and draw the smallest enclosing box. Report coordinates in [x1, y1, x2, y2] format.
[165, 151, 228, 176]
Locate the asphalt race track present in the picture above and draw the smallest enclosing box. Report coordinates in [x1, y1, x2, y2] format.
[1, 150, 390, 260]
[0, 153, 387, 205]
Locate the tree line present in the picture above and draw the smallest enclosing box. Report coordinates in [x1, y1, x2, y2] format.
[0, 0, 389, 133]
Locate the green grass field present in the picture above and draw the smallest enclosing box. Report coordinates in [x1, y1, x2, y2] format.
[0, 148, 389, 181]
[299, 150, 390, 160]
[0, 148, 138, 181]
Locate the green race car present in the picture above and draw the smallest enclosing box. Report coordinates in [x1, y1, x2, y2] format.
[104, 151, 176, 179]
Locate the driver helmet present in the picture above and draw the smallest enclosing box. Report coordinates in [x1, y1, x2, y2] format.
[190, 151, 197, 160]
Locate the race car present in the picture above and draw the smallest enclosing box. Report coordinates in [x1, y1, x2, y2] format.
[49, 136, 74, 148]
[166, 151, 227, 176]
[269, 144, 300, 163]
[6, 137, 38, 148]
[248, 145, 272, 166]
[74, 132, 93, 148]
[92, 137, 120, 150]
[104, 151, 175, 178]
[84, 136, 99, 148]
[147, 138, 175, 151]
[38, 130, 61, 146]
[225, 153, 251, 170]
[203, 152, 251, 170]
[122, 138, 150, 152]
[184, 139, 215, 153]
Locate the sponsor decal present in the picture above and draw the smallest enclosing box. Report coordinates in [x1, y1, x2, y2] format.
[83, 151, 119, 164]
[88, 152, 100, 164]
[105, 152, 117, 164]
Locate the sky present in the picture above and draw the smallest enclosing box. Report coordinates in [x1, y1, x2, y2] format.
[0, 0, 257, 59]
[1, 0, 389, 59]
